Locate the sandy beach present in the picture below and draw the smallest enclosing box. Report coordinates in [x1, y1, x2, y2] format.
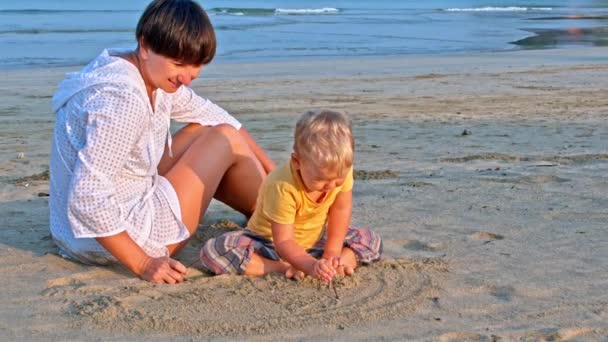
[1, 47, 607, 340]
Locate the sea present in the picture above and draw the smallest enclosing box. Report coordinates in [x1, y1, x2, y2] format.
[1, 0, 608, 69]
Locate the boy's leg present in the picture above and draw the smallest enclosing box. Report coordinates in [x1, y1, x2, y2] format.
[244, 234, 291, 275]
[342, 226, 383, 264]
[200, 230, 254, 275]
[311, 226, 382, 276]
[200, 230, 288, 276]
[245, 253, 290, 276]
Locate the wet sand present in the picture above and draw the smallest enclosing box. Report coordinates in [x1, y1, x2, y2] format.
[1, 47, 607, 340]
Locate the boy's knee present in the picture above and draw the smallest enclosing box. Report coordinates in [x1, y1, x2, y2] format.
[199, 237, 248, 275]
[347, 227, 382, 264]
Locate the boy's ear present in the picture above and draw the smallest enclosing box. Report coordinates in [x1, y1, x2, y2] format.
[291, 152, 300, 169]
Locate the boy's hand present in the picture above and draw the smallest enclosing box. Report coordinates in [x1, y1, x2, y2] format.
[309, 258, 337, 283]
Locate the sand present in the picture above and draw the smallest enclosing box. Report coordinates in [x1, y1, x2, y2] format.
[1, 47, 607, 340]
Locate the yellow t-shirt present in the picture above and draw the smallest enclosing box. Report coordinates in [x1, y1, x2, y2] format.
[248, 161, 353, 250]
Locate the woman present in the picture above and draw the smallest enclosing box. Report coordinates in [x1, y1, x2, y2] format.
[49, 0, 275, 283]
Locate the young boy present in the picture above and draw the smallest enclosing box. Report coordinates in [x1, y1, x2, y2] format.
[200, 110, 382, 283]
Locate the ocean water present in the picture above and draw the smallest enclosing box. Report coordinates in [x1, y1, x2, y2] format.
[1, 0, 607, 68]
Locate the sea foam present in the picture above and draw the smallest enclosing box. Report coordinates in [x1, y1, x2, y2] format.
[275, 8, 339, 15]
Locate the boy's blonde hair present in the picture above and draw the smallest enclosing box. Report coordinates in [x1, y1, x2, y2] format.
[294, 109, 354, 176]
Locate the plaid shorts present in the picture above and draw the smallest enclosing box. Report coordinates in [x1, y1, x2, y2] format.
[200, 226, 382, 275]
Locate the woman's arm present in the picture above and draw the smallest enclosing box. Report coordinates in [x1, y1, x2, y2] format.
[239, 127, 276, 173]
[169, 87, 276, 173]
[96, 232, 186, 283]
[65, 87, 178, 282]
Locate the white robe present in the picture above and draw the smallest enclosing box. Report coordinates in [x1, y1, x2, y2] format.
[49, 49, 241, 264]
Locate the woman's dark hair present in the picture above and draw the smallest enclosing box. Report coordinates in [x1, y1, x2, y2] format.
[136, 0, 216, 65]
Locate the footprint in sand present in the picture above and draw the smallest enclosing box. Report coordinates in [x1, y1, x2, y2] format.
[460, 283, 515, 303]
[522, 327, 608, 342]
[439, 332, 497, 342]
[469, 231, 504, 242]
[518, 174, 569, 184]
[399, 239, 447, 252]
[354, 169, 399, 180]
[486, 284, 515, 301]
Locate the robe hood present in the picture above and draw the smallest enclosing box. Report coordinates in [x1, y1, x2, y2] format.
[52, 49, 141, 113]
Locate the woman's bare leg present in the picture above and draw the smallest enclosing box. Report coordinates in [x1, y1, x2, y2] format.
[159, 124, 266, 216]
[159, 124, 266, 255]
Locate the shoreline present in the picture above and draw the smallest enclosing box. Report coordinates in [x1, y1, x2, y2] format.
[1, 47, 607, 340]
[2, 45, 608, 77]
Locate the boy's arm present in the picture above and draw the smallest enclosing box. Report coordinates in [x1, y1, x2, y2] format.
[323, 190, 353, 261]
[272, 221, 335, 282]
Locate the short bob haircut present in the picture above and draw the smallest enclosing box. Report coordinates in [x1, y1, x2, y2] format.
[294, 109, 354, 177]
[136, 0, 216, 66]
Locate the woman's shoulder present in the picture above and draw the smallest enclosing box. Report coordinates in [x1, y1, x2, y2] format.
[53, 50, 148, 113]
[75, 49, 145, 93]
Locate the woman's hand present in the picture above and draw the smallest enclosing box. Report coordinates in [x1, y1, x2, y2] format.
[139, 256, 187, 284]
[96, 232, 187, 284]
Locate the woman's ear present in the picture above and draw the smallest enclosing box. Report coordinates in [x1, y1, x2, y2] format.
[138, 38, 149, 60]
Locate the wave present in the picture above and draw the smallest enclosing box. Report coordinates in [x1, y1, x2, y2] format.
[275, 8, 339, 15]
[2, 7, 341, 17]
[211, 8, 275, 16]
[0, 28, 133, 35]
[443, 7, 553, 12]
[210, 7, 340, 16]
[0, 9, 137, 14]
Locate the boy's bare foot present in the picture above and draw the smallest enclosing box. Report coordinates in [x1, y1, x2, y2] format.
[336, 264, 355, 276]
[337, 247, 357, 276]
[285, 266, 305, 280]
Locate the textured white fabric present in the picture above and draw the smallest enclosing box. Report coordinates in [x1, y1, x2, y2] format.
[49, 49, 241, 263]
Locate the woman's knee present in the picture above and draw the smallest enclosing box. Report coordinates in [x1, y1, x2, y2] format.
[180, 122, 207, 135]
[210, 123, 238, 139]
[206, 124, 248, 152]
